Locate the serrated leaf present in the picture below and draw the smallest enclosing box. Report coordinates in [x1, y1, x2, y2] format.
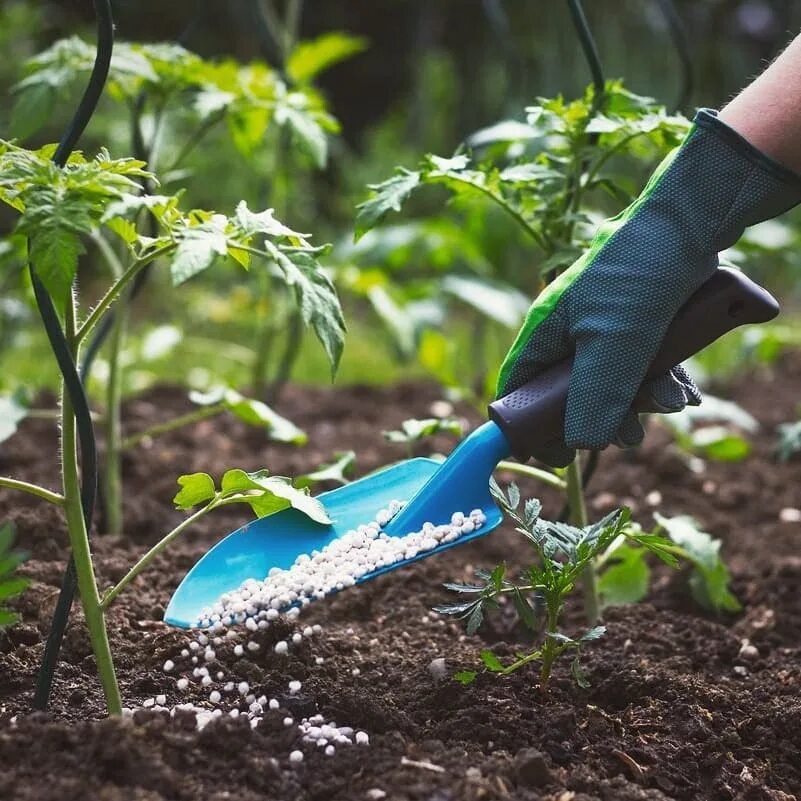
[580, 625, 606, 641]
[170, 221, 229, 285]
[465, 603, 484, 635]
[234, 200, 304, 239]
[174, 472, 217, 510]
[512, 587, 538, 630]
[571, 654, 590, 689]
[276, 104, 328, 168]
[480, 649, 504, 672]
[454, 670, 478, 685]
[490, 562, 506, 591]
[262, 243, 346, 377]
[287, 32, 367, 84]
[355, 169, 421, 241]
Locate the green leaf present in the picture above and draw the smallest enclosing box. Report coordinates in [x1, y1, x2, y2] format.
[234, 200, 304, 239]
[580, 625, 606, 642]
[0, 610, 20, 627]
[571, 654, 590, 689]
[174, 473, 217, 510]
[287, 32, 368, 84]
[170, 219, 229, 285]
[0, 393, 28, 445]
[0, 576, 30, 602]
[512, 587, 538, 630]
[654, 513, 741, 613]
[465, 603, 484, 635]
[440, 274, 530, 328]
[10, 82, 54, 140]
[777, 419, 801, 462]
[383, 417, 464, 445]
[262, 243, 346, 377]
[355, 169, 421, 241]
[598, 543, 651, 608]
[690, 426, 751, 462]
[454, 670, 478, 686]
[296, 451, 355, 488]
[490, 562, 506, 591]
[480, 649, 504, 672]
[221, 389, 307, 445]
[220, 469, 331, 525]
[276, 103, 329, 168]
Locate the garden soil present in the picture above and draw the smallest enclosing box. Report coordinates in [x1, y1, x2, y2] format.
[1, 358, 801, 801]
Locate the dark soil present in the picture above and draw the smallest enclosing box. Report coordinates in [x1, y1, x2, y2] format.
[1, 360, 801, 801]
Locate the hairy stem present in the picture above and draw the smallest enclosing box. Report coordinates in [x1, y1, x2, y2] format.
[62, 291, 121, 715]
[0, 477, 64, 506]
[121, 403, 225, 450]
[103, 300, 128, 536]
[101, 502, 214, 609]
[76, 245, 175, 345]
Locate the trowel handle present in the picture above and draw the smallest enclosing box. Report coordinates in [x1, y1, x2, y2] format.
[488, 267, 779, 463]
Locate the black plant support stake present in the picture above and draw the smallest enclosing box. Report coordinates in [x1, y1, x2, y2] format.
[32, 0, 114, 711]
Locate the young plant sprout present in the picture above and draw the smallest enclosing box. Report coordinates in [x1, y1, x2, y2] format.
[437, 481, 681, 693]
[0, 522, 30, 628]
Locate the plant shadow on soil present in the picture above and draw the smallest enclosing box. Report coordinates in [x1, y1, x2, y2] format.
[1, 359, 801, 801]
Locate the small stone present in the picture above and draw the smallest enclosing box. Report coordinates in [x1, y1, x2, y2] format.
[779, 507, 801, 523]
[645, 490, 662, 506]
[428, 657, 447, 682]
[515, 748, 552, 788]
[738, 640, 760, 662]
[365, 790, 387, 800]
[289, 750, 304, 764]
[466, 767, 482, 782]
[591, 492, 616, 511]
[733, 665, 749, 677]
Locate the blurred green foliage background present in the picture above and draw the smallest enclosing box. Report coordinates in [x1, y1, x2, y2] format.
[2, 0, 801, 398]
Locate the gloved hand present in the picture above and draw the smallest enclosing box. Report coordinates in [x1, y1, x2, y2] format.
[498, 108, 801, 467]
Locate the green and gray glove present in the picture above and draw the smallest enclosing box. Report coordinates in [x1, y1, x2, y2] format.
[498, 108, 801, 467]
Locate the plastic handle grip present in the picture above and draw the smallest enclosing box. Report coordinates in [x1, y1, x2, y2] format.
[488, 268, 779, 462]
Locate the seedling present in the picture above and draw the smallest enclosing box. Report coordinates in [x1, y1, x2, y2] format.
[383, 417, 464, 457]
[0, 522, 29, 628]
[776, 417, 801, 462]
[438, 482, 680, 692]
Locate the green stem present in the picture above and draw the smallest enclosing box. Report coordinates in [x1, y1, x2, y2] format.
[164, 110, 226, 174]
[0, 476, 64, 506]
[496, 460, 567, 490]
[61, 291, 121, 715]
[538, 599, 562, 692]
[101, 502, 215, 609]
[266, 306, 303, 404]
[565, 456, 599, 625]
[103, 300, 128, 536]
[120, 403, 225, 450]
[75, 245, 175, 345]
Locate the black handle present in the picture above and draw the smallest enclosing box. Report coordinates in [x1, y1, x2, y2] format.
[488, 268, 779, 462]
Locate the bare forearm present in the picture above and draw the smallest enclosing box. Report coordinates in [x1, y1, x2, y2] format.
[720, 33, 801, 173]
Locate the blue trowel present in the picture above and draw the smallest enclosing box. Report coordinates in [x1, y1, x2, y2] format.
[165, 268, 778, 627]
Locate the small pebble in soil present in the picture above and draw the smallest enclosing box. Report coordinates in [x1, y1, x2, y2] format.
[288, 680, 301, 694]
[351, 667, 360, 677]
[284, 717, 294, 727]
[274, 640, 288, 655]
[365, 790, 387, 801]
[779, 507, 801, 523]
[356, 731, 369, 745]
[428, 657, 447, 682]
[733, 665, 749, 677]
[163, 659, 174, 673]
[289, 750, 304, 764]
[269, 698, 279, 710]
[738, 639, 760, 661]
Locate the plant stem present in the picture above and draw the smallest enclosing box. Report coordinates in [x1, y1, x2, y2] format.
[75, 245, 175, 345]
[0, 477, 64, 506]
[103, 300, 128, 536]
[565, 455, 599, 625]
[121, 403, 225, 450]
[61, 292, 121, 715]
[496, 460, 567, 490]
[539, 597, 562, 692]
[266, 307, 303, 404]
[101, 502, 214, 609]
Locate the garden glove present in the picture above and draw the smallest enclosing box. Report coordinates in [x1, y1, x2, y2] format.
[498, 109, 801, 467]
